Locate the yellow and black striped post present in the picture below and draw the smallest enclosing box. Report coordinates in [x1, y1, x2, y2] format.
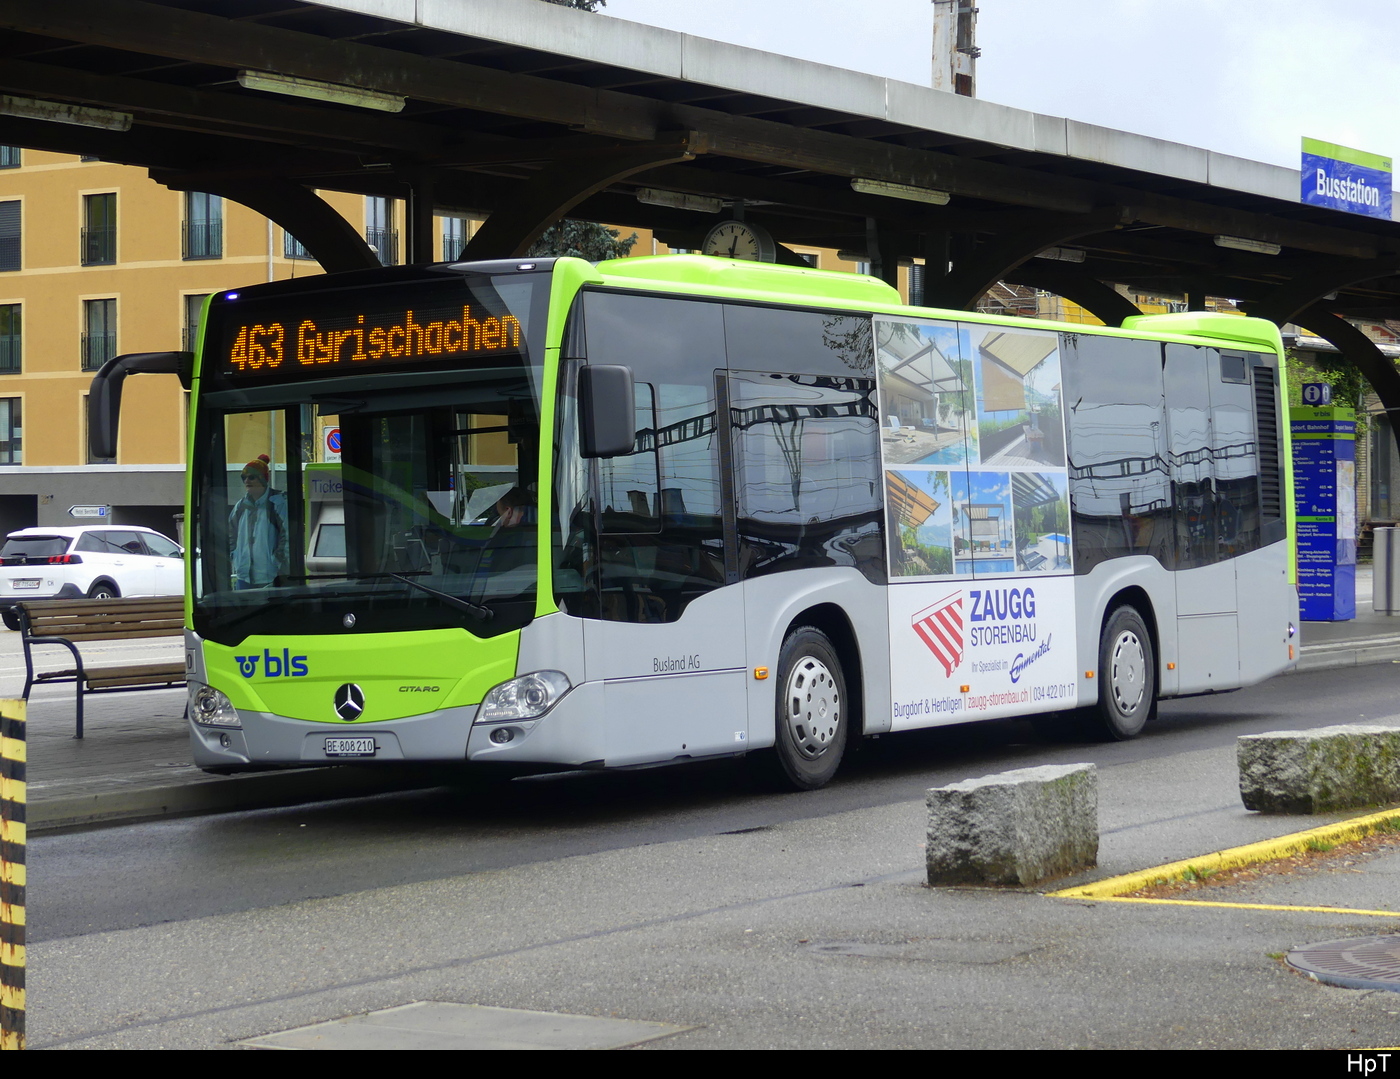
[1, 699, 23, 1051]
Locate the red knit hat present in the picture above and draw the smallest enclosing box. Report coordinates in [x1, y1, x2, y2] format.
[242, 454, 271, 482]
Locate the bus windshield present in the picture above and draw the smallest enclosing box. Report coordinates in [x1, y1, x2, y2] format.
[189, 268, 548, 645]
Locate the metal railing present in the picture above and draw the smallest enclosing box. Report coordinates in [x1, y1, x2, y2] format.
[81, 331, 116, 371]
[366, 226, 398, 266]
[182, 220, 222, 260]
[0, 336, 18, 374]
[442, 233, 466, 261]
[81, 225, 115, 266]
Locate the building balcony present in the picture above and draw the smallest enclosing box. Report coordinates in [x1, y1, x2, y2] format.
[81, 331, 116, 372]
[81, 225, 116, 266]
[183, 220, 223, 260]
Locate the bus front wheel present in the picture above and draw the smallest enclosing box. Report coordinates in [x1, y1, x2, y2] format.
[1091, 605, 1155, 740]
[770, 626, 848, 791]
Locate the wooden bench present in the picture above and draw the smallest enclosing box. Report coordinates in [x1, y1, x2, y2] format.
[18, 596, 186, 738]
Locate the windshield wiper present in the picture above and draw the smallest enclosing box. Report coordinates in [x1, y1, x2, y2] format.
[390, 573, 494, 622]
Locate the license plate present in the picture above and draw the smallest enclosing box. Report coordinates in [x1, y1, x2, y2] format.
[11, 579, 41, 589]
[324, 737, 376, 757]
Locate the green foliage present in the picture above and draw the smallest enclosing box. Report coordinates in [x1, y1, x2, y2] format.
[1180, 864, 1214, 883]
[897, 525, 952, 575]
[1286, 348, 1369, 441]
[1304, 837, 1335, 853]
[528, 220, 639, 262]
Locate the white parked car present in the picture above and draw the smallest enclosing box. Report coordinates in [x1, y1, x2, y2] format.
[0, 525, 184, 630]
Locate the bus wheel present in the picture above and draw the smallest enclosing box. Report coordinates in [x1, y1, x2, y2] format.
[771, 626, 847, 790]
[1092, 605, 1155, 740]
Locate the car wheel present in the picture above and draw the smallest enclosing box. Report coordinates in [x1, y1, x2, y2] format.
[1, 610, 19, 632]
[769, 626, 848, 791]
[1090, 605, 1155, 741]
[87, 582, 120, 600]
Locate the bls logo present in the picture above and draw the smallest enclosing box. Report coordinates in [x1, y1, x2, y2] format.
[235, 649, 309, 678]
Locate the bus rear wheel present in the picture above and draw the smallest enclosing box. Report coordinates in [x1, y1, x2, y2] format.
[1090, 605, 1155, 740]
[769, 626, 848, 791]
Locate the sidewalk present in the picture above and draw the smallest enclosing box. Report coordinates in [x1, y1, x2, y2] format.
[9, 565, 1400, 833]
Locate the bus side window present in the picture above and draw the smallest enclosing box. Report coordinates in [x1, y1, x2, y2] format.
[729, 370, 882, 583]
[580, 290, 727, 623]
[1063, 335, 1171, 573]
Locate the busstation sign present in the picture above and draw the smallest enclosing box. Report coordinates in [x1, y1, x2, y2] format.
[1301, 137, 1393, 221]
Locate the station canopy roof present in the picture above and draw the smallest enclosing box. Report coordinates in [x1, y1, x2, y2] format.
[2, 0, 1399, 329]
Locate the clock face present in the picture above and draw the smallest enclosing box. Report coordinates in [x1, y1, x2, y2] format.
[702, 219, 775, 262]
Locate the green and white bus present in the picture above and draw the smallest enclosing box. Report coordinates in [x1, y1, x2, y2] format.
[93, 254, 1298, 789]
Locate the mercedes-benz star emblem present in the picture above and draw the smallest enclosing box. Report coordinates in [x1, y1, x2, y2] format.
[334, 683, 365, 722]
[343, 613, 357, 629]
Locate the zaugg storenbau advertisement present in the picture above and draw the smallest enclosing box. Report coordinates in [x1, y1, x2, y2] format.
[875, 316, 1078, 728]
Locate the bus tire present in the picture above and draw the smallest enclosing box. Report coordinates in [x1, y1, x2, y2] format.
[770, 626, 848, 791]
[1091, 605, 1155, 740]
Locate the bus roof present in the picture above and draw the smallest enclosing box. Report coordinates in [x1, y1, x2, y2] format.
[589, 254, 1284, 354]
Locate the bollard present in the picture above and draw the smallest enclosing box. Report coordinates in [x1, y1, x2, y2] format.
[1, 700, 23, 1051]
[1375, 527, 1400, 615]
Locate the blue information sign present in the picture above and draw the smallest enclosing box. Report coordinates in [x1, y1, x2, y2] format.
[1301, 137, 1393, 221]
[1291, 404, 1356, 621]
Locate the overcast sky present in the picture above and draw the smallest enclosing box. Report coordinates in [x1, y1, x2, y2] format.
[602, 0, 1399, 173]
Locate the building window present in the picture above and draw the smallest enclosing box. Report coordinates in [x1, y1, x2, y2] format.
[82, 193, 116, 266]
[80, 155, 99, 163]
[283, 230, 313, 260]
[0, 305, 18, 374]
[0, 147, 18, 169]
[82, 298, 116, 371]
[85, 396, 114, 464]
[794, 251, 819, 267]
[0, 399, 20, 464]
[0, 202, 17, 272]
[183, 192, 222, 260]
[183, 294, 209, 352]
[366, 196, 397, 265]
[441, 215, 467, 261]
[909, 262, 925, 306]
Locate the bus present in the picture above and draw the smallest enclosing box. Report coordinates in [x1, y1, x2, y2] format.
[91, 254, 1297, 789]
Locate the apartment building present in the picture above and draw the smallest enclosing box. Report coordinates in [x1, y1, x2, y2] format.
[0, 149, 490, 539]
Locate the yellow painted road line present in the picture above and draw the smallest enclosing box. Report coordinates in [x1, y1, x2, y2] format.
[1048, 807, 1400, 899]
[1062, 896, 1399, 918]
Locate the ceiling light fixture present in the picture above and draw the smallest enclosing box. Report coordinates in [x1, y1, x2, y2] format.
[1213, 234, 1281, 256]
[636, 188, 724, 214]
[1035, 246, 1087, 263]
[0, 94, 131, 132]
[850, 178, 951, 205]
[237, 71, 405, 113]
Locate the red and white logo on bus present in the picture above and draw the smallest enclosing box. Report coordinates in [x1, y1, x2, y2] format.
[911, 592, 964, 678]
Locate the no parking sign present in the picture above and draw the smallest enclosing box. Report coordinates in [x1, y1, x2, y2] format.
[323, 426, 341, 462]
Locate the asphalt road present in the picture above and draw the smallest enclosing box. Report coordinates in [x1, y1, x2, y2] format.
[30, 660, 1400, 945]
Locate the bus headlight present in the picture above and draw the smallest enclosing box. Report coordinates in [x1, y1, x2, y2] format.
[190, 683, 241, 728]
[477, 670, 571, 722]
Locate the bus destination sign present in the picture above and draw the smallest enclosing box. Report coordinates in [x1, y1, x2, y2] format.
[220, 303, 524, 378]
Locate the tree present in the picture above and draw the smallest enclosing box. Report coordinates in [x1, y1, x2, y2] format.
[541, 0, 606, 9]
[528, 219, 638, 262]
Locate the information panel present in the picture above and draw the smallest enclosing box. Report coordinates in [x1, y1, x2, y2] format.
[1291, 403, 1356, 621]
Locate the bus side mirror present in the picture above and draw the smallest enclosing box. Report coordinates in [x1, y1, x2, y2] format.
[88, 351, 192, 460]
[579, 364, 636, 458]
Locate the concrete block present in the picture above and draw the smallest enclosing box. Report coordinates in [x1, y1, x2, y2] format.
[926, 763, 1097, 887]
[1238, 724, 1400, 814]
